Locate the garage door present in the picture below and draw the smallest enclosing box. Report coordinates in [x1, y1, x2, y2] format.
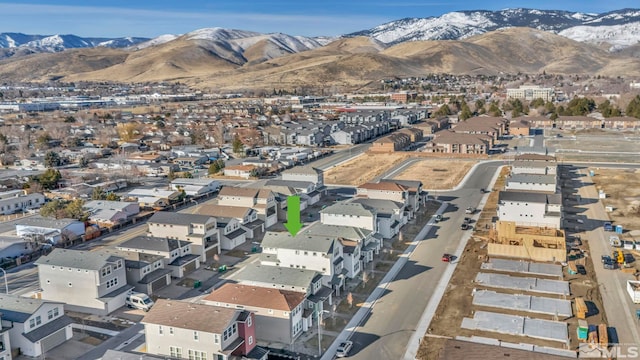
[205, 247, 218, 261]
[183, 261, 197, 275]
[41, 327, 68, 352]
[151, 275, 169, 293]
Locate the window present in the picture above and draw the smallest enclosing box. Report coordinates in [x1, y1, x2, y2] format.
[247, 315, 252, 327]
[214, 334, 220, 344]
[47, 308, 59, 320]
[248, 336, 253, 345]
[188, 350, 206, 360]
[29, 318, 35, 328]
[193, 331, 199, 341]
[159, 326, 163, 335]
[101, 266, 111, 277]
[169, 327, 174, 335]
[170, 346, 182, 358]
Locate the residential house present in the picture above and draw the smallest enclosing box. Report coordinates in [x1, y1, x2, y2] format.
[357, 181, 414, 218]
[452, 116, 507, 139]
[170, 178, 220, 197]
[424, 130, 492, 154]
[147, 212, 219, 262]
[196, 204, 264, 239]
[217, 187, 278, 228]
[509, 118, 531, 136]
[101, 249, 171, 295]
[603, 116, 640, 130]
[261, 229, 347, 294]
[83, 200, 140, 226]
[264, 179, 321, 205]
[514, 154, 556, 162]
[505, 174, 558, 193]
[0, 190, 45, 215]
[511, 160, 557, 175]
[224, 165, 255, 179]
[525, 116, 555, 129]
[126, 188, 182, 209]
[497, 191, 563, 229]
[203, 283, 307, 345]
[117, 236, 200, 278]
[350, 198, 406, 239]
[215, 217, 247, 250]
[555, 116, 602, 130]
[16, 216, 85, 245]
[35, 249, 133, 315]
[0, 294, 73, 358]
[380, 179, 426, 214]
[142, 299, 261, 360]
[281, 166, 324, 188]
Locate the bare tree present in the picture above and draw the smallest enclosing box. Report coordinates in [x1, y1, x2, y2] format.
[346, 292, 353, 308]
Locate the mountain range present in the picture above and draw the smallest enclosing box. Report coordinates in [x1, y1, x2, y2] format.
[1, 8, 640, 91]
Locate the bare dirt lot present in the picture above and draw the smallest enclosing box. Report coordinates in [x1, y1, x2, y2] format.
[392, 159, 475, 190]
[590, 168, 640, 233]
[325, 152, 414, 185]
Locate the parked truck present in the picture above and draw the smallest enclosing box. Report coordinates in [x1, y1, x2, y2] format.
[627, 280, 640, 304]
[604, 221, 613, 232]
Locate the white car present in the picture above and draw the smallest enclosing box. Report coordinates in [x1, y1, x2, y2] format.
[336, 340, 353, 358]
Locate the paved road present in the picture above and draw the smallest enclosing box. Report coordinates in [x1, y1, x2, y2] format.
[313, 144, 370, 170]
[570, 166, 640, 347]
[343, 162, 501, 360]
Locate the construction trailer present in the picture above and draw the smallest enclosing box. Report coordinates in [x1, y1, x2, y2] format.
[627, 280, 640, 304]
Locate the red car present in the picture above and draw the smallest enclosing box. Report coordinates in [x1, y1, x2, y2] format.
[442, 253, 453, 262]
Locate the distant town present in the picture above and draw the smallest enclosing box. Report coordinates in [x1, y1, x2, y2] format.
[0, 73, 639, 360]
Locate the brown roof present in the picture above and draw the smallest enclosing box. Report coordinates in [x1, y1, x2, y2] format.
[224, 165, 255, 172]
[257, 189, 273, 199]
[219, 186, 259, 198]
[204, 283, 306, 311]
[358, 182, 408, 192]
[196, 204, 252, 219]
[439, 339, 571, 360]
[556, 115, 599, 122]
[142, 299, 237, 334]
[433, 130, 491, 145]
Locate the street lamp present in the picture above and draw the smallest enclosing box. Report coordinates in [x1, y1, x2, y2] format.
[0, 267, 8, 294]
[317, 309, 331, 356]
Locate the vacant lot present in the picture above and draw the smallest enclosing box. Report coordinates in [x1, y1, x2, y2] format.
[325, 152, 413, 185]
[393, 159, 475, 190]
[591, 168, 640, 233]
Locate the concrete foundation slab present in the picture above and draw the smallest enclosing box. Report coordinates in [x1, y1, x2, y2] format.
[475, 273, 570, 296]
[461, 311, 568, 343]
[481, 259, 563, 277]
[473, 290, 572, 317]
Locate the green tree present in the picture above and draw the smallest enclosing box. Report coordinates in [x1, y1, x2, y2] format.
[64, 116, 76, 123]
[544, 101, 556, 115]
[530, 98, 545, 109]
[433, 104, 451, 117]
[105, 192, 121, 201]
[40, 199, 67, 218]
[232, 135, 244, 155]
[475, 99, 486, 114]
[563, 97, 596, 116]
[44, 151, 61, 168]
[459, 102, 472, 121]
[36, 133, 52, 150]
[599, 100, 622, 118]
[36, 169, 61, 190]
[65, 199, 88, 221]
[91, 186, 106, 200]
[626, 95, 640, 119]
[208, 159, 225, 175]
[488, 102, 502, 117]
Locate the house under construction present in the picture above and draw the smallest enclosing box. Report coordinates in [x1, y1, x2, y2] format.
[488, 220, 566, 262]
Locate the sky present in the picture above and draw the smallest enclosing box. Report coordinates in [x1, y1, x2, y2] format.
[0, 1, 638, 39]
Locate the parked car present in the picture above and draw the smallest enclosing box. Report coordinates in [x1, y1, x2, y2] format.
[434, 214, 443, 222]
[465, 207, 475, 214]
[442, 253, 453, 262]
[336, 341, 353, 358]
[460, 223, 469, 230]
[463, 217, 472, 224]
[125, 292, 155, 312]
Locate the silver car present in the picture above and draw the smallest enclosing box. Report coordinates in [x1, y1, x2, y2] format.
[336, 340, 353, 358]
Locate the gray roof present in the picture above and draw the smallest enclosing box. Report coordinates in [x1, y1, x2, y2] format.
[262, 229, 336, 253]
[35, 248, 122, 271]
[499, 191, 562, 205]
[118, 235, 190, 253]
[282, 165, 322, 176]
[0, 294, 61, 323]
[507, 174, 557, 185]
[83, 200, 134, 211]
[23, 315, 73, 342]
[304, 223, 371, 241]
[512, 160, 553, 169]
[228, 262, 320, 289]
[16, 216, 81, 230]
[148, 211, 212, 226]
[320, 202, 375, 217]
[265, 179, 314, 190]
[350, 198, 403, 214]
[170, 178, 218, 186]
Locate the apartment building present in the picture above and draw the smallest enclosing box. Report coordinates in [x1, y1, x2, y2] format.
[147, 212, 219, 262]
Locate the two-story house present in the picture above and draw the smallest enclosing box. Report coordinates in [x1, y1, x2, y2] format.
[350, 198, 406, 239]
[196, 205, 264, 239]
[261, 229, 346, 295]
[214, 217, 248, 250]
[505, 174, 558, 193]
[203, 283, 307, 345]
[142, 300, 262, 360]
[356, 182, 413, 218]
[147, 212, 219, 262]
[126, 188, 182, 209]
[497, 191, 563, 229]
[281, 166, 324, 188]
[217, 187, 278, 228]
[83, 200, 140, 226]
[170, 178, 220, 197]
[380, 179, 426, 214]
[34, 249, 133, 315]
[0, 294, 73, 358]
[117, 236, 200, 278]
[511, 160, 557, 175]
[101, 249, 171, 296]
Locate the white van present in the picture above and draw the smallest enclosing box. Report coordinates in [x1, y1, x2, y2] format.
[125, 292, 155, 312]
